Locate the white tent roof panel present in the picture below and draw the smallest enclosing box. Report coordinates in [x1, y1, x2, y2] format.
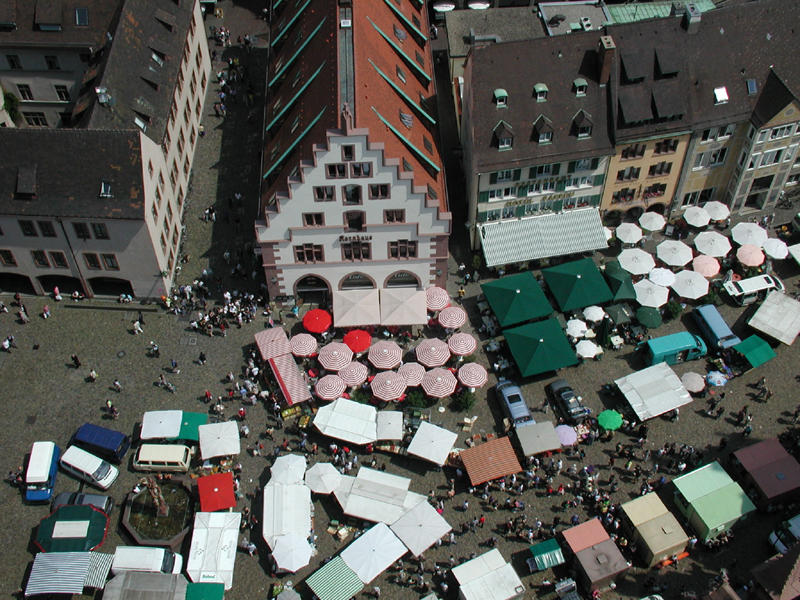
[140, 411, 182, 439]
[615, 362, 692, 421]
[748, 290, 800, 345]
[340, 522, 408, 584]
[333, 289, 381, 328]
[186, 512, 241, 590]
[198, 421, 240, 459]
[376, 411, 404, 441]
[406, 421, 458, 466]
[390, 499, 452, 556]
[379, 288, 428, 326]
[514, 421, 561, 456]
[336, 468, 412, 524]
[313, 398, 377, 445]
[261, 483, 312, 548]
[452, 549, 525, 600]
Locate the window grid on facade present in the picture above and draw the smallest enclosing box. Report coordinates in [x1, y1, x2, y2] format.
[326, 163, 347, 178]
[17, 84, 33, 100]
[73, 222, 91, 239]
[6, 54, 21, 69]
[351, 162, 372, 177]
[616, 167, 640, 181]
[369, 184, 390, 199]
[313, 186, 335, 201]
[342, 241, 371, 261]
[44, 55, 60, 70]
[648, 161, 672, 177]
[0, 250, 17, 266]
[19, 220, 37, 237]
[49, 251, 68, 268]
[37, 221, 56, 237]
[389, 240, 417, 258]
[342, 184, 362, 205]
[654, 139, 678, 155]
[23, 112, 47, 127]
[612, 188, 636, 204]
[31, 250, 49, 268]
[621, 144, 646, 159]
[384, 209, 405, 223]
[83, 253, 101, 269]
[302, 213, 324, 226]
[294, 243, 323, 263]
[91, 223, 109, 239]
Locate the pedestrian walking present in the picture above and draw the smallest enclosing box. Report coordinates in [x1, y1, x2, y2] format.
[71, 354, 81, 368]
[132, 320, 143, 335]
[88, 368, 97, 382]
[198, 351, 207, 365]
[743, 424, 753, 437]
[372, 586, 381, 598]
[113, 379, 122, 392]
[137, 310, 145, 326]
[170, 359, 180, 374]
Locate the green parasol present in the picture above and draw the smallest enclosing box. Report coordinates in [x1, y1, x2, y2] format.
[635, 306, 663, 329]
[597, 409, 623, 431]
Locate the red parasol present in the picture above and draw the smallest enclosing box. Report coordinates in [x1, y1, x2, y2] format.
[197, 471, 236, 512]
[343, 329, 372, 353]
[303, 309, 332, 333]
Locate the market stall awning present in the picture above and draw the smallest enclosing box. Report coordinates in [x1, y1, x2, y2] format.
[305, 556, 364, 600]
[341, 522, 408, 584]
[261, 482, 312, 548]
[407, 421, 458, 466]
[268, 353, 312, 405]
[478, 207, 608, 267]
[198, 421, 240, 460]
[313, 398, 377, 445]
[747, 291, 800, 345]
[529, 538, 565, 571]
[390, 499, 452, 557]
[604, 261, 637, 301]
[459, 436, 522, 486]
[186, 582, 225, 600]
[186, 512, 241, 590]
[333, 289, 381, 327]
[504, 318, 578, 377]
[141, 410, 182, 439]
[615, 362, 692, 421]
[101, 572, 188, 600]
[35, 505, 109, 553]
[376, 411, 404, 441]
[514, 421, 561, 456]
[561, 517, 609, 554]
[480, 272, 552, 327]
[197, 472, 236, 513]
[574, 539, 629, 586]
[177, 412, 209, 442]
[733, 439, 800, 502]
[254, 327, 291, 360]
[379, 287, 427, 325]
[334, 467, 421, 524]
[733, 335, 776, 368]
[26, 552, 91, 596]
[542, 257, 613, 312]
[451, 548, 526, 600]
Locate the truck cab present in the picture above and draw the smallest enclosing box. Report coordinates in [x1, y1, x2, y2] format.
[641, 332, 707, 366]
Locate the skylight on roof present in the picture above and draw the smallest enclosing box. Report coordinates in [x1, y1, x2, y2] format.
[713, 86, 729, 105]
[100, 181, 113, 198]
[75, 8, 88, 26]
[746, 79, 758, 96]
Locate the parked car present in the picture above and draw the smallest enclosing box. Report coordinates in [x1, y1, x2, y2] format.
[52, 491, 114, 515]
[546, 379, 590, 423]
[496, 379, 535, 428]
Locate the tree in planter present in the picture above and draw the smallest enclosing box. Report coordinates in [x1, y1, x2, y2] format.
[350, 387, 370, 404]
[664, 300, 683, 321]
[453, 388, 476, 411]
[406, 388, 431, 409]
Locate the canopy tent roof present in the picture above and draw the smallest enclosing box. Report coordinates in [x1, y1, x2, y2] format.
[35, 504, 109, 553]
[733, 335, 776, 368]
[747, 291, 800, 345]
[604, 261, 637, 301]
[141, 410, 182, 440]
[620, 492, 670, 528]
[514, 421, 561, 456]
[561, 518, 609, 554]
[376, 410, 404, 440]
[574, 539, 629, 585]
[261, 483, 311, 548]
[25, 551, 113, 596]
[313, 398, 377, 445]
[541, 258, 613, 312]
[621, 493, 688, 560]
[197, 472, 236, 513]
[186, 512, 241, 590]
[198, 421, 240, 459]
[186, 583, 225, 600]
[305, 556, 364, 600]
[480, 272, 552, 327]
[268, 353, 312, 406]
[379, 288, 427, 325]
[334, 467, 421, 524]
[390, 499, 452, 557]
[460, 436, 522, 486]
[529, 538, 566, 571]
[304, 462, 342, 495]
[340, 522, 408, 584]
[332, 289, 381, 327]
[272, 532, 312, 573]
[614, 362, 692, 421]
[407, 421, 458, 466]
[504, 318, 578, 377]
[101, 573, 188, 600]
[177, 412, 209, 442]
[673, 462, 755, 533]
[270, 453, 307, 485]
[451, 548, 526, 600]
[254, 327, 291, 361]
[733, 439, 800, 501]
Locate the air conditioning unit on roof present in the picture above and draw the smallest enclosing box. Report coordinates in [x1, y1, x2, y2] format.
[340, 19, 352, 28]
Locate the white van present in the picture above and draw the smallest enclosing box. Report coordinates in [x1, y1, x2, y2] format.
[111, 546, 184, 575]
[60, 445, 119, 490]
[723, 274, 784, 305]
[132, 444, 195, 472]
[770, 513, 800, 554]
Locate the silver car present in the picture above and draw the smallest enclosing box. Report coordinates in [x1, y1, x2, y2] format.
[496, 378, 535, 428]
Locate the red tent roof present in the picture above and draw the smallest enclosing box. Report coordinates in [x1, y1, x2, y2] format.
[734, 439, 800, 501]
[197, 472, 236, 512]
[459, 436, 521, 486]
[561, 518, 610, 554]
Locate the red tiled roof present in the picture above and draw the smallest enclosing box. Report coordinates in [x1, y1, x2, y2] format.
[561, 518, 610, 554]
[459, 436, 522, 486]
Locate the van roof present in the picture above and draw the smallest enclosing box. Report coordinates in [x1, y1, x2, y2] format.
[62, 445, 104, 468]
[137, 444, 189, 462]
[27, 442, 56, 483]
[646, 331, 700, 354]
[724, 275, 780, 295]
[695, 304, 732, 330]
[74, 423, 127, 443]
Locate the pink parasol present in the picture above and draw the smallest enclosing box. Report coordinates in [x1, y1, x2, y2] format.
[315, 375, 346, 401]
[338, 361, 368, 386]
[438, 306, 467, 329]
[370, 370, 407, 401]
[415, 338, 451, 367]
[421, 368, 458, 398]
[457, 362, 488, 388]
[448, 332, 478, 356]
[736, 244, 765, 267]
[692, 254, 720, 278]
[317, 342, 353, 371]
[368, 340, 403, 370]
[425, 286, 451, 311]
[398, 362, 426, 386]
[290, 333, 318, 357]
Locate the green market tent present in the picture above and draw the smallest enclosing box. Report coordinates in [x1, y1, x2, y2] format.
[635, 306, 663, 329]
[529, 538, 565, 570]
[480, 272, 552, 327]
[305, 556, 364, 600]
[35, 504, 109, 552]
[176, 412, 209, 442]
[604, 261, 637, 301]
[504, 318, 578, 377]
[605, 303, 634, 325]
[185, 582, 225, 600]
[542, 258, 613, 312]
[733, 335, 776, 369]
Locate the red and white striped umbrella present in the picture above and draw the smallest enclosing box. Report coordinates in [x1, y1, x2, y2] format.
[425, 286, 450, 311]
[416, 338, 451, 367]
[315, 374, 346, 401]
[368, 340, 403, 370]
[317, 342, 353, 371]
[398, 362, 425, 386]
[370, 370, 407, 401]
[290, 333, 318, 357]
[338, 361, 368, 387]
[421, 368, 458, 398]
[438, 306, 467, 329]
[457, 362, 488, 389]
[448, 332, 477, 356]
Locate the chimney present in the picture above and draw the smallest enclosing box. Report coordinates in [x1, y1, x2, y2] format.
[682, 3, 701, 34]
[598, 35, 615, 86]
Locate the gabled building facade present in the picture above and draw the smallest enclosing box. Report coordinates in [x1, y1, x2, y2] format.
[256, 0, 450, 305]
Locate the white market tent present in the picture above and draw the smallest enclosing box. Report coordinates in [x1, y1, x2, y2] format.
[340, 522, 408, 584]
[198, 421, 240, 460]
[313, 398, 377, 445]
[379, 288, 428, 326]
[25, 551, 109, 596]
[451, 548, 525, 600]
[789, 243, 800, 266]
[304, 462, 342, 495]
[334, 467, 424, 524]
[615, 363, 692, 421]
[332, 289, 380, 328]
[186, 512, 241, 590]
[271, 532, 313, 573]
[376, 411, 404, 441]
[748, 290, 800, 345]
[101, 573, 188, 600]
[514, 421, 561, 456]
[262, 483, 312, 548]
[406, 421, 458, 466]
[270, 454, 307, 485]
[140, 410, 183, 440]
[390, 499, 452, 557]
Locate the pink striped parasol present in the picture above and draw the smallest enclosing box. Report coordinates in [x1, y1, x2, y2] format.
[398, 362, 425, 386]
[368, 340, 403, 369]
[457, 362, 488, 389]
[314, 374, 346, 401]
[448, 332, 477, 356]
[370, 370, 408, 401]
[317, 342, 353, 371]
[438, 306, 467, 329]
[425, 286, 450, 311]
[415, 338, 451, 367]
[290, 333, 318, 357]
[338, 361, 368, 386]
[421, 368, 458, 398]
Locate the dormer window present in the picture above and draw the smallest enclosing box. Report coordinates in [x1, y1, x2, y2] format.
[534, 83, 548, 102]
[573, 78, 588, 97]
[494, 120, 514, 151]
[493, 88, 508, 108]
[573, 109, 593, 139]
[714, 86, 729, 105]
[99, 181, 113, 198]
[533, 115, 553, 145]
[539, 131, 553, 144]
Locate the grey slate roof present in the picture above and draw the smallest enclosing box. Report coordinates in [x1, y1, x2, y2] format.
[445, 6, 546, 59]
[0, 129, 144, 220]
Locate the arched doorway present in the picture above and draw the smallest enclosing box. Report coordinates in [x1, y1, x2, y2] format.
[648, 203, 666, 214]
[88, 277, 134, 297]
[625, 206, 644, 220]
[603, 210, 623, 227]
[384, 270, 421, 288]
[0, 273, 35, 295]
[294, 275, 331, 306]
[339, 272, 376, 290]
[38, 275, 84, 296]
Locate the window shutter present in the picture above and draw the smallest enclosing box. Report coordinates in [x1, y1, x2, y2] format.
[552, 199, 563, 212]
[515, 205, 526, 217]
[567, 161, 576, 173]
[589, 195, 601, 206]
[594, 174, 605, 186]
[478, 191, 489, 203]
[590, 157, 599, 169]
[489, 172, 497, 184]
[556, 179, 566, 192]
[512, 169, 521, 181]
[552, 163, 561, 175]
[529, 167, 536, 179]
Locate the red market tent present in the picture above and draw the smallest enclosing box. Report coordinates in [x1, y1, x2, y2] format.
[197, 472, 236, 513]
[459, 437, 522, 486]
[561, 518, 610, 554]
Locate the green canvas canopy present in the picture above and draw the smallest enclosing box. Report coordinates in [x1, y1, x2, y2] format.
[605, 303, 634, 325]
[305, 556, 364, 600]
[185, 582, 225, 600]
[733, 335, 776, 369]
[504, 318, 578, 377]
[481, 272, 553, 327]
[542, 258, 613, 312]
[604, 261, 637, 301]
[35, 505, 109, 553]
[175, 412, 209, 442]
[529, 538, 565, 570]
[635, 306, 662, 329]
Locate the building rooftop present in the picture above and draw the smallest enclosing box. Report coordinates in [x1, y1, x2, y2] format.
[606, 0, 715, 24]
[538, 1, 611, 37]
[445, 6, 545, 58]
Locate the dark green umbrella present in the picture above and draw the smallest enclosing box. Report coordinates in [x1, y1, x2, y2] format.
[605, 303, 633, 325]
[541, 258, 613, 312]
[35, 504, 109, 552]
[504, 318, 578, 377]
[480, 272, 552, 327]
[597, 409, 623, 431]
[604, 261, 637, 301]
[635, 306, 663, 329]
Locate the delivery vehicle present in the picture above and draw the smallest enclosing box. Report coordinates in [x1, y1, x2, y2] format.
[769, 513, 800, 554]
[111, 546, 183, 575]
[546, 379, 590, 424]
[723, 274, 784, 306]
[52, 491, 114, 515]
[640, 331, 707, 366]
[60, 445, 119, 490]
[24, 441, 60, 502]
[496, 379, 535, 428]
[692, 304, 741, 351]
[132, 444, 194, 472]
[72, 423, 130, 463]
